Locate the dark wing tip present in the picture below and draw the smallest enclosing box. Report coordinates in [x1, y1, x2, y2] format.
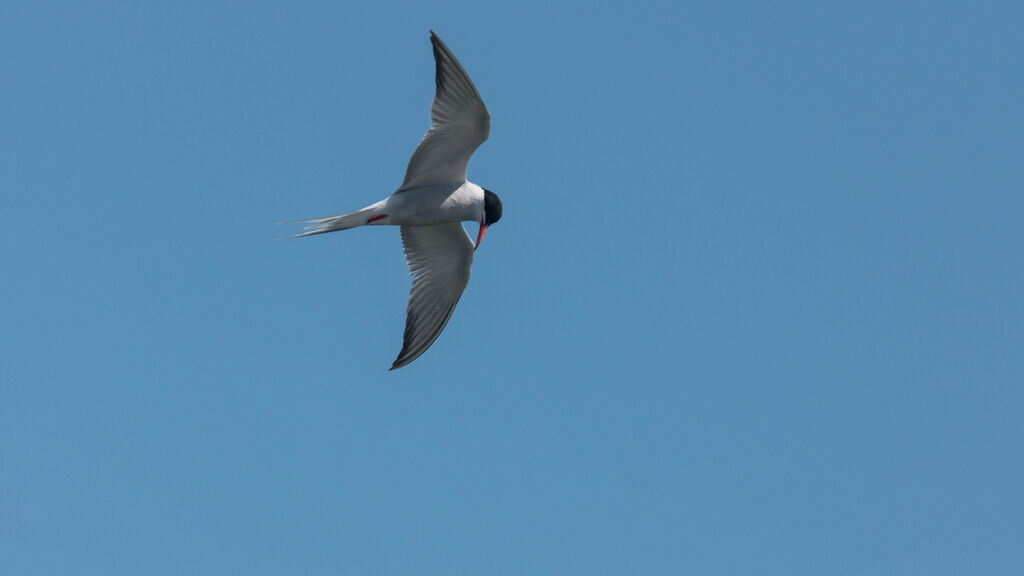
[389, 349, 417, 371]
[388, 301, 459, 371]
[389, 319, 423, 371]
[429, 31, 456, 65]
[430, 33, 446, 93]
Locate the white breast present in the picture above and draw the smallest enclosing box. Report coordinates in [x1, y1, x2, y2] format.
[385, 182, 484, 226]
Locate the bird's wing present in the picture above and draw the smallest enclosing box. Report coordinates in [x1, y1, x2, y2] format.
[391, 223, 475, 369]
[398, 31, 490, 191]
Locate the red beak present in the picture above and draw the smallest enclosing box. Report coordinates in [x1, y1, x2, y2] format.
[474, 220, 488, 251]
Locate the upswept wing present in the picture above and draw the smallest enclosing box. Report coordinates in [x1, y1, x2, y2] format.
[398, 32, 490, 191]
[391, 223, 474, 369]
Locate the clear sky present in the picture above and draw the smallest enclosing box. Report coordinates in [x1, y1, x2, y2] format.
[2, 1, 1022, 574]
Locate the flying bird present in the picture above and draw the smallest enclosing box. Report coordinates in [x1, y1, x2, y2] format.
[294, 31, 502, 370]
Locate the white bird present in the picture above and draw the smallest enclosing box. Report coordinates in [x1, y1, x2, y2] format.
[294, 31, 502, 370]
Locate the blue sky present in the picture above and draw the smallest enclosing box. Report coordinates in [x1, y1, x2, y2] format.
[2, 1, 1022, 573]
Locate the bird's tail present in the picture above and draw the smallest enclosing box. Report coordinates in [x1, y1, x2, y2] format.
[289, 202, 385, 238]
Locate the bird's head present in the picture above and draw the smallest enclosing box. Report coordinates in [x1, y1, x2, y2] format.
[475, 188, 502, 250]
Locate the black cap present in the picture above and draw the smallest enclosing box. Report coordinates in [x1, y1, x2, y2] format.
[483, 189, 502, 226]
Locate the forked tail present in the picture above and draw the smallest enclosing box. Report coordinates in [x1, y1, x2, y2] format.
[289, 203, 385, 238]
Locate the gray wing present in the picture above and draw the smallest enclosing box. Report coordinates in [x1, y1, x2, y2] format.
[391, 223, 475, 369]
[398, 31, 490, 191]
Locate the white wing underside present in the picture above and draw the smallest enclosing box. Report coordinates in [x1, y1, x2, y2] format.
[398, 31, 490, 191]
[391, 223, 475, 369]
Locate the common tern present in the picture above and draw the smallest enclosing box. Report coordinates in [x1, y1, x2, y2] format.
[294, 31, 502, 370]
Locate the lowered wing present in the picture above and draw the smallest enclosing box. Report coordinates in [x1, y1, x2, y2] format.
[391, 223, 475, 369]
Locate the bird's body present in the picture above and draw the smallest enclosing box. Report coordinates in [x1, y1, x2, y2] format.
[388, 182, 489, 227]
[294, 31, 502, 370]
[300, 182, 486, 232]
